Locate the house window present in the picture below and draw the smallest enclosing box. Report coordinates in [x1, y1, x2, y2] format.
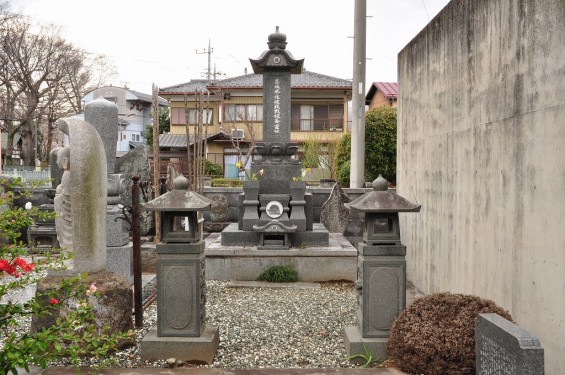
[224, 104, 263, 123]
[291, 104, 344, 131]
[171, 107, 213, 125]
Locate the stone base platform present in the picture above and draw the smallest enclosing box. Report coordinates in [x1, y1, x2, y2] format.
[205, 231, 357, 282]
[343, 325, 388, 363]
[221, 223, 330, 247]
[141, 325, 219, 364]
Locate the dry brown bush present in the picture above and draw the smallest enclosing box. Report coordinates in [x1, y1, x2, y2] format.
[387, 292, 512, 374]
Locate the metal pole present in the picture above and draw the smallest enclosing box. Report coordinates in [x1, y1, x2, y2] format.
[131, 175, 143, 328]
[152, 84, 161, 243]
[350, 0, 367, 188]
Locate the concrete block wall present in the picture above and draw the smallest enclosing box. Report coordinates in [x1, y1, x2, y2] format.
[397, 0, 565, 373]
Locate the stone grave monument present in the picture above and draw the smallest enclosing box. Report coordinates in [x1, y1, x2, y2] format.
[85, 97, 133, 283]
[141, 175, 218, 363]
[476, 313, 544, 375]
[206, 28, 357, 282]
[220, 27, 329, 249]
[343, 175, 421, 360]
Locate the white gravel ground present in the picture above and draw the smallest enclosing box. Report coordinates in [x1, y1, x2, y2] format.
[3, 280, 360, 369]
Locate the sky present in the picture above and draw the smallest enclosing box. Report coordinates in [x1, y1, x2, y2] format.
[13, 0, 451, 95]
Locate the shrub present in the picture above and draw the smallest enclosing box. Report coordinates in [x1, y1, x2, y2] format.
[211, 178, 242, 187]
[387, 292, 513, 374]
[258, 265, 298, 283]
[334, 106, 397, 186]
[204, 159, 223, 178]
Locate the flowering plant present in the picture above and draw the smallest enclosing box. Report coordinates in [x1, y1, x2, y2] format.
[0, 177, 132, 374]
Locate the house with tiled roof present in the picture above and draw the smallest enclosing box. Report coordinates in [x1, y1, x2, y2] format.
[159, 71, 352, 178]
[365, 82, 398, 109]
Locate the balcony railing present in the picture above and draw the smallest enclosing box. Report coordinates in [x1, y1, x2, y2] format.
[290, 118, 344, 132]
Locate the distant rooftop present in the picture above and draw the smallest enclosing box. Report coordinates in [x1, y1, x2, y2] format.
[365, 82, 398, 105]
[160, 71, 352, 95]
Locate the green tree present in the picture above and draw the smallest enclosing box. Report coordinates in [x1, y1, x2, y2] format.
[334, 106, 397, 186]
[145, 107, 170, 146]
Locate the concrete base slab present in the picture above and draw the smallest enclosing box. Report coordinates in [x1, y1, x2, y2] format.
[206, 232, 357, 282]
[343, 326, 388, 363]
[141, 325, 219, 364]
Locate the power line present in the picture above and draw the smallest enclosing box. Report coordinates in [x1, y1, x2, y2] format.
[421, 0, 430, 21]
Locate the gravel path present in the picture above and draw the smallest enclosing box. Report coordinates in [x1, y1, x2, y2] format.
[4, 280, 360, 369]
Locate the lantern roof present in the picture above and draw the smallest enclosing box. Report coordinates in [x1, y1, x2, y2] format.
[249, 26, 304, 74]
[346, 175, 421, 213]
[142, 175, 211, 212]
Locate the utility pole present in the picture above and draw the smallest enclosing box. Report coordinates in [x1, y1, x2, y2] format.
[350, 0, 367, 188]
[196, 39, 213, 83]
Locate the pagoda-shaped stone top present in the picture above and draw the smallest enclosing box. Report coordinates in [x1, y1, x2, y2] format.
[346, 175, 421, 213]
[142, 175, 211, 212]
[250, 26, 304, 74]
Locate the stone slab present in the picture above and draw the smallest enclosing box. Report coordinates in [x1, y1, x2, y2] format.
[220, 222, 329, 247]
[344, 325, 388, 363]
[106, 208, 129, 247]
[106, 243, 133, 284]
[227, 281, 321, 289]
[475, 313, 544, 375]
[206, 231, 357, 282]
[141, 325, 219, 364]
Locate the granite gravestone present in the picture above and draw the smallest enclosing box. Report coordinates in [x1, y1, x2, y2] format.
[85, 98, 132, 282]
[53, 117, 107, 274]
[476, 313, 544, 375]
[221, 27, 328, 249]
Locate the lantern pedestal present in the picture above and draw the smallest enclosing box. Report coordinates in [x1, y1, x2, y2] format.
[140, 174, 217, 363]
[141, 241, 219, 363]
[344, 243, 406, 361]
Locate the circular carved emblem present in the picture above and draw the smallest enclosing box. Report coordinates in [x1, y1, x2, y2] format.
[273, 56, 281, 64]
[266, 201, 283, 219]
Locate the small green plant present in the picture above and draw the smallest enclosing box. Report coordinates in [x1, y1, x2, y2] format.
[258, 265, 298, 283]
[348, 344, 380, 368]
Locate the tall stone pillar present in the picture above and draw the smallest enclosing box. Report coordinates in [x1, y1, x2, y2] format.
[85, 98, 133, 283]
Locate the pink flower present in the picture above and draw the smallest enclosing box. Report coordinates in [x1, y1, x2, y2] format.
[86, 283, 97, 296]
[49, 298, 59, 305]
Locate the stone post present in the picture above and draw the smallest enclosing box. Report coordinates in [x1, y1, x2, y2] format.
[85, 97, 133, 283]
[141, 175, 218, 363]
[344, 175, 420, 360]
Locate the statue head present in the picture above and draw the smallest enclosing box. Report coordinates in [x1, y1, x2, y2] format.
[57, 146, 70, 171]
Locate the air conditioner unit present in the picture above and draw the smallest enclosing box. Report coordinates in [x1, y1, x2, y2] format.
[231, 129, 245, 139]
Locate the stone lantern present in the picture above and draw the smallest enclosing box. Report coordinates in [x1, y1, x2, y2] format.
[140, 175, 218, 363]
[344, 175, 421, 360]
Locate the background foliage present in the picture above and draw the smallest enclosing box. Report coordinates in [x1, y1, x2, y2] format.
[335, 106, 397, 186]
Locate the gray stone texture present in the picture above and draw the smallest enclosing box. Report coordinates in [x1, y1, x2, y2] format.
[476, 313, 544, 375]
[358, 248, 406, 338]
[208, 227, 355, 282]
[343, 325, 388, 363]
[397, 1, 564, 372]
[154, 238, 207, 338]
[141, 325, 219, 363]
[55, 117, 107, 274]
[106, 243, 133, 284]
[115, 145, 152, 205]
[320, 183, 350, 234]
[106, 205, 129, 247]
[262, 73, 291, 144]
[208, 193, 229, 222]
[84, 97, 119, 174]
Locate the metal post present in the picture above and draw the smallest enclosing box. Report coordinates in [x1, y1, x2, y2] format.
[350, 0, 367, 188]
[132, 175, 143, 327]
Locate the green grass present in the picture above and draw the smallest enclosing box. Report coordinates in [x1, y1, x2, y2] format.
[258, 265, 299, 283]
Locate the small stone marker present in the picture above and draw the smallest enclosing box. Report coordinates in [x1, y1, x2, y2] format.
[320, 183, 350, 234]
[476, 313, 544, 375]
